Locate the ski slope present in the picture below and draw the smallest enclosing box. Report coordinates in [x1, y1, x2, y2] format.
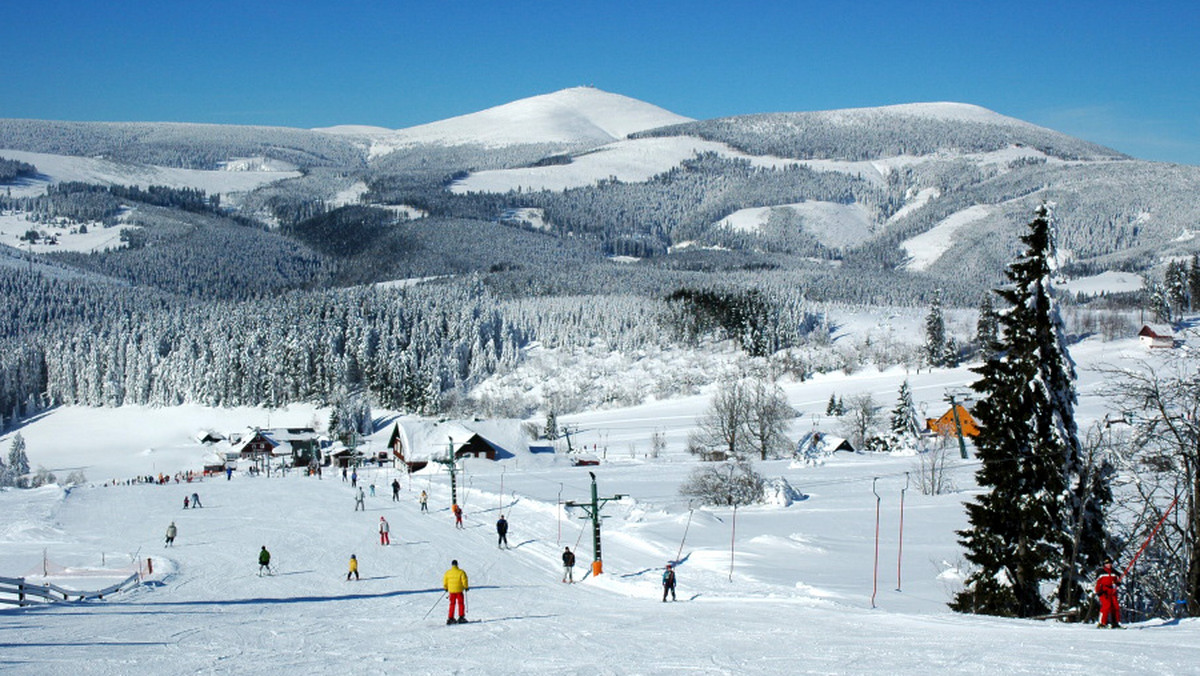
[2, 332, 1198, 674]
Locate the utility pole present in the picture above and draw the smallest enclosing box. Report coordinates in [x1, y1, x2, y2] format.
[564, 472, 625, 576]
[435, 436, 460, 505]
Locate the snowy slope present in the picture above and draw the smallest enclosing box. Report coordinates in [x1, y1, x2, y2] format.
[321, 87, 692, 158]
[717, 201, 875, 249]
[0, 149, 300, 199]
[2, 332, 1197, 674]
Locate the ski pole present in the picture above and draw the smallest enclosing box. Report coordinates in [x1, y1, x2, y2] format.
[423, 591, 448, 620]
[871, 477, 881, 609]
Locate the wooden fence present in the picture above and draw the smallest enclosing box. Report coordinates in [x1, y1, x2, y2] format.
[0, 572, 141, 607]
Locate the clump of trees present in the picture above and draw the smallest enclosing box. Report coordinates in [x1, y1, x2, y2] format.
[687, 374, 795, 461]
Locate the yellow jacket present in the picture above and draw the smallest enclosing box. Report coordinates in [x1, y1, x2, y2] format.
[349, 557, 358, 573]
[443, 565, 469, 593]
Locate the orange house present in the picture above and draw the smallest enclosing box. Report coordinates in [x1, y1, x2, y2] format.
[926, 404, 980, 438]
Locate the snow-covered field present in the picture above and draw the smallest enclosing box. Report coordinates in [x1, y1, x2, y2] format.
[2, 330, 1197, 674]
[0, 149, 299, 199]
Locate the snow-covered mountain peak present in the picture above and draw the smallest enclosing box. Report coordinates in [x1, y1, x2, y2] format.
[324, 87, 692, 156]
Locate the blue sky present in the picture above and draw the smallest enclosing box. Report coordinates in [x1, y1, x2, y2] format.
[3, 1, 1197, 164]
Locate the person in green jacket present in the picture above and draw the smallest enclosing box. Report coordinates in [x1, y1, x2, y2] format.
[442, 560, 469, 624]
[258, 546, 271, 576]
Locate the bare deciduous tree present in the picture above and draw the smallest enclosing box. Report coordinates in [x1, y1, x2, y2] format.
[840, 393, 881, 450]
[744, 379, 796, 460]
[1100, 357, 1200, 617]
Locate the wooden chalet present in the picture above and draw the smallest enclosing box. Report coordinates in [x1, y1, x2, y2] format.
[1138, 324, 1175, 349]
[926, 404, 980, 438]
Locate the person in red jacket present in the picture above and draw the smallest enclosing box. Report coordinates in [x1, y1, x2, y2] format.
[1094, 558, 1121, 628]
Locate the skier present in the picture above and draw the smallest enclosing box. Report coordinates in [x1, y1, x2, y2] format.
[662, 563, 677, 602]
[351, 469, 358, 488]
[342, 467, 347, 482]
[453, 503, 464, 529]
[164, 521, 177, 547]
[419, 490, 428, 512]
[355, 487, 366, 512]
[346, 554, 359, 581]
[391, 479, 401, 502]
[1095, 558, 1122, 628]
[258, 546, 271, 575]
[369, 483, 375, 497]
[226, 466, 233, 481]
[191, 492, 202, 508]
[442, 559, 469, 624]
[183, 495, 190, 509]
[496, 514, 509, 548]
[379, 516, 391, 545]
[562, 546, 575, 583]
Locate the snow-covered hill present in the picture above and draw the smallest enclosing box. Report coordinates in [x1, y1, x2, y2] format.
[321, 87, 692, 158]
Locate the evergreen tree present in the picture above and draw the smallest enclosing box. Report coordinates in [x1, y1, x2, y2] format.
[889, 380, 922, 446]
[1164, 261, 1189, 319]
[6, 432, 30, 487]
[544, 411, 559, 440]
[976, 294, 1000, 358]
[1188, 254, 1200, 313]
[924, 289, 946, 368]
[951, 205, 1108, 619]
[826, 393, 839, 416]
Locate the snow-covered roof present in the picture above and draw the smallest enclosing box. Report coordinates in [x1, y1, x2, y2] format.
[386, 418, 530, 462]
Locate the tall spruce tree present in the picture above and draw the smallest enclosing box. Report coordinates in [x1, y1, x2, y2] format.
[951, 205, 1109, 619]
[1188, 254, 1200, 313]
[976, 294, 1000, 359]
[889, 380, 922, 445]
[924, 289, 947, 368]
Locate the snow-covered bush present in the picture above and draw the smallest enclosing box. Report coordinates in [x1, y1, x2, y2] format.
[762, 477, 806, 507]
[679, 460, 765, 507]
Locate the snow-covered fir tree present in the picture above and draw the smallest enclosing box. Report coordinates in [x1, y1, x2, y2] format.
[5, 432, 30, 487]
[924, 290, 947, 368]
[887, 380, 922, 451]
[976, 294, 1000, 359]
[951, 205, 1110, 619]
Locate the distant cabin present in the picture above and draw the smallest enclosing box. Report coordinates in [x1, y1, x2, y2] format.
[229, 427, 323, 467]
[1138, 324, 1175, 349]
[926, 405, 980, 438]
[388, 420, 516, 472]
[795, 431, 855, 458]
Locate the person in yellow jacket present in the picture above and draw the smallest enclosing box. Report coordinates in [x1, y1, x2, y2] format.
[346, 554, 359, 581]
[443, 559, 469, 624]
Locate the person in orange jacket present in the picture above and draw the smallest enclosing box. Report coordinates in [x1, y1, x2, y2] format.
[452, 503, 464, 529]
[1094, 558, 1121, 628]
[443, 559, 469, 624]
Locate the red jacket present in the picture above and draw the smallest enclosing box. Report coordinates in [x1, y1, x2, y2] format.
[1094, 568, 1119, 597]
